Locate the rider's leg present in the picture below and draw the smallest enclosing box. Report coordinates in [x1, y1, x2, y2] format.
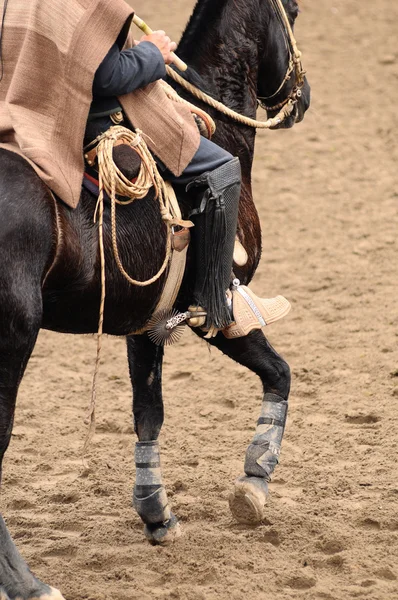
[161, 137, 290, 334]
[163, 136, 234, 186]
[161, 137, 241, 330]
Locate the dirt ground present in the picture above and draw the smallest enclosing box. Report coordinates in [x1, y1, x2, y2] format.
[2, 0, 398, 598]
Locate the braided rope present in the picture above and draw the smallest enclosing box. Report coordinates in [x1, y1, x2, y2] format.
[83, 177, 105, 456]
[166, 65, 296, 129]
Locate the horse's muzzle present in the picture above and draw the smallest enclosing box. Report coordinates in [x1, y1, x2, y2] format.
[268, 78, 311, 130]
[295, 79, 311, 124]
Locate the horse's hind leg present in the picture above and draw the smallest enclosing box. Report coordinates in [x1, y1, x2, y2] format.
[127, 334, 181, 545]
[202, 328, 290, 525]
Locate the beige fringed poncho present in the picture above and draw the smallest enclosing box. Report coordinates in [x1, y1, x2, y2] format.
[0, 0, 199, 208]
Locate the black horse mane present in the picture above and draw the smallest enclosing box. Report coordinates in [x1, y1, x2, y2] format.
[172, 0, 227, 94]
[174, 0, 270, 111]
[179, 0, 299, 61]
[176, 0, 260, 93]
[178, 0, 227, 60]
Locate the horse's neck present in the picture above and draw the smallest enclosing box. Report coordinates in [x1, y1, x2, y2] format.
[178, 0, 263, 281]
[178, 0, 260, 173]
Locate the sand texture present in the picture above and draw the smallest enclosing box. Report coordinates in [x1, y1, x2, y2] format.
[2, 0, 398, 598]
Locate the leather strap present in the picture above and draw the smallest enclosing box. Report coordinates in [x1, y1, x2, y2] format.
[131, 182, 190, 335]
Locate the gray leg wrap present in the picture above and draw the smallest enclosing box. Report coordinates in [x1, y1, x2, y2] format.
[187, 157, 241, 329]
[244, 393, 288, 481]
[133, 441, 171, 525]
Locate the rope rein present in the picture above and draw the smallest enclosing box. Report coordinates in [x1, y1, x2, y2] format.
[83, 175, 105, 454]
[165, 66, 297, 129]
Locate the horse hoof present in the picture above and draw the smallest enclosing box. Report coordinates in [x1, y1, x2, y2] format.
[229, 476, 269, 525]
[0, 587, 66, 600]
[39, 588, 67, 600]
[144, 514, 182, 545]
[30, 588, 66, 600]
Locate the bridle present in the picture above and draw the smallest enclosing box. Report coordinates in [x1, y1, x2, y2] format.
[257, 0, 306, 114]
[166, 0, 306, 131]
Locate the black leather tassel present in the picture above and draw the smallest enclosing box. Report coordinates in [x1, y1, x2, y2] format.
[198, 196, 231, 329]
[188, 157, 241, 331]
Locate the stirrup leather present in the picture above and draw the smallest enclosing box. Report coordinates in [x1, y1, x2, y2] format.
[222, 284, 291, 339]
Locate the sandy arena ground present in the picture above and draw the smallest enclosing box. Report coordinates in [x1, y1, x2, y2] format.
[2, 0, 398, 598]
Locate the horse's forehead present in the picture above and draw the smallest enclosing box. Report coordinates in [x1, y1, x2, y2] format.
[281, 0, 300, 17]
[281, 0, 299, 8]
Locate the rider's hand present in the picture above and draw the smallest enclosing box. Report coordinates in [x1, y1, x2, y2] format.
[139, 31, 177, 65]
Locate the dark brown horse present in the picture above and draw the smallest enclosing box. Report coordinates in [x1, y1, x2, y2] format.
[0, 0, 309, 597]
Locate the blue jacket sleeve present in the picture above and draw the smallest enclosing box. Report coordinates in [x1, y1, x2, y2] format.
[93, 41, 167, 97]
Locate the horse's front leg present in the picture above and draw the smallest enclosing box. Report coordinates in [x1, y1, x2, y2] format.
[0, 288, 64, 599]
[126, 334, 181, 545]
[203, 328, 290, 525]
